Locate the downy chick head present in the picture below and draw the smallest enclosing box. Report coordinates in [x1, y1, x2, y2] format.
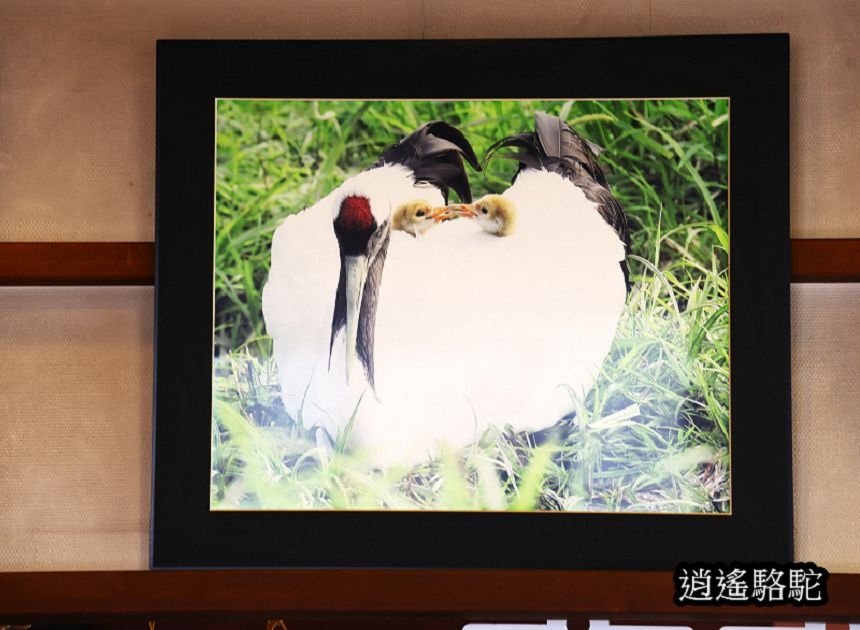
[392, 199, 449, 237]
[448, 194, 517, 237]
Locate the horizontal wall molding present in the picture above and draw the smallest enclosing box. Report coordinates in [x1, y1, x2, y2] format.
[0, 242, 154, 286]
[791, 238, 860, 282]
[0, 240, 858, 286]
[2, 569, 859, 622]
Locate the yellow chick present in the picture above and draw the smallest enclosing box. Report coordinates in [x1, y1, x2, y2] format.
[445, 194, 517, 237]
[392, 200, 450, 237]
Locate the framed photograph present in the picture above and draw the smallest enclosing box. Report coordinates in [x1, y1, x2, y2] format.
[152, 36, 791, 568]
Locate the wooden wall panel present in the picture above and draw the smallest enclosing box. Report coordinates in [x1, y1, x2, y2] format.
[422, 0, 650, 38]
[791, 283, 860, 571]
[0, 288, 152, 571]
[1, 0, 859, 241]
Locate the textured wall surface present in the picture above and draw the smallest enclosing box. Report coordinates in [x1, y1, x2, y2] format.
[0, 288, 153, 571]
[0, 0, 858, 240]
[1, 0, 859, 572]
[791, 284, 860, 570]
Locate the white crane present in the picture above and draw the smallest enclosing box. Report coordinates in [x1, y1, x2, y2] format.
[262, 122, 482, 464]
[263, 113, 630, 469]
[433, 111, 630, 435]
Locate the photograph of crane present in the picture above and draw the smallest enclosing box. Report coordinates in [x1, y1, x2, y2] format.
[210, 99, 730, 514]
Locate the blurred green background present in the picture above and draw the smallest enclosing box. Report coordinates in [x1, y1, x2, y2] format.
[212, 99, 730, 513]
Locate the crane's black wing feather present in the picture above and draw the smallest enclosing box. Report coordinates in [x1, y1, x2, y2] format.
[533, 111, 610, 188]
[485, 112, 631, 291]
[371, 121, 481, 203]
[581, 183, 631, 290]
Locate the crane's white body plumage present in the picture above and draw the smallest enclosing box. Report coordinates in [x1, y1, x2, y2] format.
[263, 165, 626, 467]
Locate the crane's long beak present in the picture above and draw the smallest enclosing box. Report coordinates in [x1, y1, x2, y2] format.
[343, 255, 369, 385]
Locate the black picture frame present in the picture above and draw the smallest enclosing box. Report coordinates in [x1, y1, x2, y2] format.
[152, 35, 791, 569]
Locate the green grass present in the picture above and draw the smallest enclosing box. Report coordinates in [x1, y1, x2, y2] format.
[211, 99, 729, 512]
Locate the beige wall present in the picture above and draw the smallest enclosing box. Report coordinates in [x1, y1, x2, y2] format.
[1, 1, 858, 572]
[2, 0, 859, 241]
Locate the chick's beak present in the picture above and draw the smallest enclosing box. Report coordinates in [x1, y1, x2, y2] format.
[433, 204, 477, 222]
[426, 207, 449, 223]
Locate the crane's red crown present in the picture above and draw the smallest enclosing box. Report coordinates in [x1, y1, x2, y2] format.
[336, 195, 374, 232]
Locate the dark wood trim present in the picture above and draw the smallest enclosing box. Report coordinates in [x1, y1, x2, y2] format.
[0, 239, 858, 286]
[1, 570, 858, 623]
[791, 238, 860, 283]
[0, 242, 154, 286]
